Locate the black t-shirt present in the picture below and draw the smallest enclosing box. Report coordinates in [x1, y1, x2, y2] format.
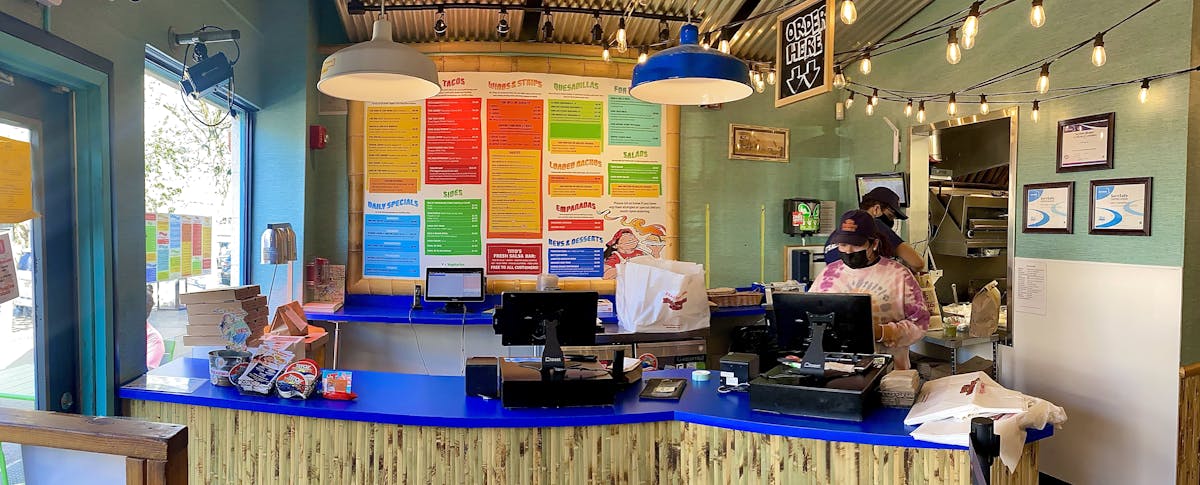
[823, 218, 904, 264]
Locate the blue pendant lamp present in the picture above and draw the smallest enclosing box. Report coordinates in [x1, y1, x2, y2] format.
[630, 24, 752, 105]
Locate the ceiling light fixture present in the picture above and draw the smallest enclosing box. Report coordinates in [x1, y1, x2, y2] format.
[542, 9, 554, 40]
[497, 8, 510, 37]
[433, 6, 447, 37]
[629, 23, 752, 105]
[318, 10, 440, 102]
[592, 12, 604, 43]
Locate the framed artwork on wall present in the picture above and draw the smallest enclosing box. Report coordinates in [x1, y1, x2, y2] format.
[1057, 112, 1115, 172]
[1023, 182, 1074, 234]
[1088, 177, 1152, 236]
[729, 124, 790, 162]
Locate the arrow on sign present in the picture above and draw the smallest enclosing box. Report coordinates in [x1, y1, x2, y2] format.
[787, 59, 822, 93]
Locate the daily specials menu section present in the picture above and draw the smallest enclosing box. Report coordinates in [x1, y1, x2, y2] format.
[362, 72, 669, 281]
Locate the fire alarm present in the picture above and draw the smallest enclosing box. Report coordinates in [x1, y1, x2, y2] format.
[309, 125, 327, 150]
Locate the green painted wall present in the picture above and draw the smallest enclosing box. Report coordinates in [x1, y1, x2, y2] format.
[305, 113, 350, 265]
[678, 92, 847, 287]
[840, 0, 1192, 268]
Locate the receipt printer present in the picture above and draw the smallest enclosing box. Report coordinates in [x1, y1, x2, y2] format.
[720, 353, 760, 384]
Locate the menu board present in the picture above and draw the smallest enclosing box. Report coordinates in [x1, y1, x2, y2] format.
[145, 213, 212, 282]
[363, 72, 669, 281]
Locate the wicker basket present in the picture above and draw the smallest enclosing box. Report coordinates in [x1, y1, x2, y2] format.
[708, 291, 763, 308]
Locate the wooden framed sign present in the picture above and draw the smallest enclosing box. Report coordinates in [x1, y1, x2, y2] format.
[776, 0, 834, 107]
[1022, 182, 1074, 234]
[1057, 112, 1115, 172]
[1089, 177, 1152, 236]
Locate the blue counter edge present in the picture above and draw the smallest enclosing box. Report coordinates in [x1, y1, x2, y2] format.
[122, 359, 1051, 450]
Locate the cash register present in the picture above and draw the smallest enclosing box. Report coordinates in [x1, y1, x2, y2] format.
[749, 292, 893, 421]
[491, 291, 618, 408]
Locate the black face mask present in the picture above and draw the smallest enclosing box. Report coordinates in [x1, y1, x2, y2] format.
[841, 248, 873, 269]
[878, 214, 895, 227]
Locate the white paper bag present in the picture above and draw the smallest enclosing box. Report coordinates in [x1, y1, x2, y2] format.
[615, 256, 709, 333]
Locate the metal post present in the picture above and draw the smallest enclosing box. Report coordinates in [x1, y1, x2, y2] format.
[969, 417, 1000, 485]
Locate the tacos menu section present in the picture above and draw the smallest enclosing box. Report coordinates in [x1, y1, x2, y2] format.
[362, 72, 670, 281]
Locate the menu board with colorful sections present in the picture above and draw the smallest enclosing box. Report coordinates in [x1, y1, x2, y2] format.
[145, 213, 212, 282]
[362, 72, 668, 282]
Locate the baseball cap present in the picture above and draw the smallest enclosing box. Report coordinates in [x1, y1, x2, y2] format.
[828, 210, 880, 246]
[862, 186, 908, 220]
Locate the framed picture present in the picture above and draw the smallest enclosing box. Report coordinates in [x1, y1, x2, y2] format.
[1057, 112, 1115, 172]
[1022, 182, 1074, 234]
[1089, 177, 1152, 236]
[729, 124, 790, 162]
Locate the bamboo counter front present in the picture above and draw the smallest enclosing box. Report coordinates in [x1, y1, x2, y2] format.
[121, 358, 1050, 484]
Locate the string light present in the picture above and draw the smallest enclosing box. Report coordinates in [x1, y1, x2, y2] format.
[947, 92, 958, 116]
[1031, 100, 1040, 123]
[602, 45, 611, 62]
[719, 37, 731, 54]
[702, 32, 711, 49]
[1037, 63, 1051, 94]
[767, 69, 777, 86]
[497, 8, 510, 37]
[866, 102, 875, 115]
[859, 51, 872, 75]
[870, 88, 879, 106]
[962, 31, 976, 50]
[542, 9, 554, 40]
[637, 45, 648, 64]
[617, 17, 628, 52]
[963, 1, 982, 38]
[1030, 0, 1046, 28]
[659, 19, 670, 42]
[904, 99, 913, 117]
[833, 65, 847, 88]
[946, 27, 962, 65]
[1139, 78, 1150, 103]
[845, 91, 856, 109]
[751, 70, 762, 86]
[979, 94, 990, 115]
[1091, 33, 1107, 67]
[840, 0, 858, 25]
[916, 101, 927, 122]
[591, 12, 604, 43]
[434, 6, 448, 37]
[755, 75, 766, 93]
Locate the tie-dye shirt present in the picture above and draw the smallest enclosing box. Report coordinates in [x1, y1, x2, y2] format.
[809, 258, 930, 331]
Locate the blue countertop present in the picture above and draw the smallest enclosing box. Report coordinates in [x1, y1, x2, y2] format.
[121, 358, 1051, 450]
[303, 294, 765, 326]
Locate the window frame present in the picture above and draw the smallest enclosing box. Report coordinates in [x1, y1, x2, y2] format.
[144, 45, 257, 286]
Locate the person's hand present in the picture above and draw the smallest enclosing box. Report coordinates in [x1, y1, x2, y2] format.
[880, 320, 924, 348]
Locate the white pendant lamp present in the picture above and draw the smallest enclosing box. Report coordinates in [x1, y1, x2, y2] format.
[318, 17, 441, 102]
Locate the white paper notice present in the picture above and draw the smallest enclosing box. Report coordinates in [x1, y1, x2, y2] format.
[0, 233, 16, 305]
[1014, 260, 1047, 316]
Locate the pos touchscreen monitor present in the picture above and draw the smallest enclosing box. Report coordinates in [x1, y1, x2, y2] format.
[770, 292, 875, 355]
[425, 268, 485, 313]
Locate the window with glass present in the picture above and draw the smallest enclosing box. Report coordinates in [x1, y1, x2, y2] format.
[144, 53, 251, 368]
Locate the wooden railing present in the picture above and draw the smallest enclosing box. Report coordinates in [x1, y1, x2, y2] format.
[0, 407, 187, 485]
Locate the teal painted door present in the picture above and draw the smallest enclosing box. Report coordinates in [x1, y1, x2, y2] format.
[0, 66, 79, 413]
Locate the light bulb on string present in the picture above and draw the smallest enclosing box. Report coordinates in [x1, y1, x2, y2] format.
[1139, 79, 1150, 103]
[719, 38, 731, 54]
[979, 94, 989, 115]
[1091, 33, 1107, 67]
[859, 51, 872, 75]
[767, 69, 777, 86]
[1030, 0, 1045, 28]
[866, 102, 874, 116]
[542, 9, 554, 40]
[845, 91, 856, 109]
[616, 17, 628, 52]
[1037, 63, 1051, 94]
[946, 27, 962, 65]
[637, 46, 648, 64]
[833, 66, 847, 88]
[755, 76, 766, 93]
[591, 12, 604, 43]
[497, 8, 510, 37]
[702, 32, 711, 49]
[870, 88, 879, 106]
[840, 0, 858, 25]
[916, 101, 927, 122]
[602, 45, 611, 62]
[963, 2, 982, 39]
[751, 70, 762, 86]
[962, 32, 976, 50]
[904, 99, 913, 117]
[1031, 100, 1040, 123]
[659, 19, 670, 42]
[947, 92, 958, 116]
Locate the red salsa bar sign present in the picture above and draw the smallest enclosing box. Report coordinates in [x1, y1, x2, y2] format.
[486, 243, 543, 275]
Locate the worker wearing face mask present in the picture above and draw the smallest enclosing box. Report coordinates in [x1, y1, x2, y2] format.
[810, 210, 930, 370]
[824, 187, 925, 272]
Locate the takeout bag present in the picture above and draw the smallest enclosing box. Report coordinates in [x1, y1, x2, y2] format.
[616, 256, 710, 333]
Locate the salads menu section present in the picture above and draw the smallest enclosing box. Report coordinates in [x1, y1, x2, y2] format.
[363, 72, 669, 281]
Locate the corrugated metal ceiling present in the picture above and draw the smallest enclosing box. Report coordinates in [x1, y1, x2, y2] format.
[332, 1, 932, 62]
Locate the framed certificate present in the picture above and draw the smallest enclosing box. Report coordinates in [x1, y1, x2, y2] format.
[1057, 112, 1115, 172]
[1089, 177, 1152, 236]
[1023, 182, 1074, 234]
